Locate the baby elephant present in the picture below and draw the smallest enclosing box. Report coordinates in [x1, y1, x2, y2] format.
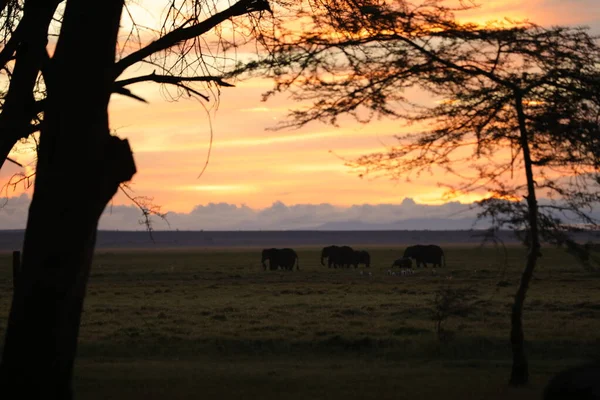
[391, 257, 412, 269]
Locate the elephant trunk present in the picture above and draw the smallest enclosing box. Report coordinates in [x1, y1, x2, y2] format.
[320, 251, 325, 266]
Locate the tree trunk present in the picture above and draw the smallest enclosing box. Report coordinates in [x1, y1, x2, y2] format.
[0, 2, 134, 398]
[11, 250, 20, 289]
[0, 138, 17, 171]
[509, 90, 541, 386]
[0, 0, 61, 171]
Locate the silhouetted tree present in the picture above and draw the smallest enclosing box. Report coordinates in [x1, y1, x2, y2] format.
[0, 0, 271, 397]
[243, 0, 600, 385]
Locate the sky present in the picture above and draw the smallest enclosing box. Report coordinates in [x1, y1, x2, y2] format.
[1, 0, 599, 230]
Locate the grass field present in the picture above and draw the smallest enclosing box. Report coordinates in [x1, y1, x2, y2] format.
[0, 245, 599, 399]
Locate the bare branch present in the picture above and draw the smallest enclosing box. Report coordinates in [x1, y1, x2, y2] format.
[118, 183, 170, 240]
[0, 170, 35, 209]
[6, 156, 21, 167]
[0, 19, 22, 70]
[113, 0, 271, 77]
[115, 72, 235, 88]
[113, 87, 148, 103]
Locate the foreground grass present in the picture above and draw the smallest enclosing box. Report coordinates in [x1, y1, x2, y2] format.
[0, 245, 599, 399]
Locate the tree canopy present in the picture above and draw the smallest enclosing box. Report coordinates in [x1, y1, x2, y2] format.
[240, 0, 600, 385]
[0, 0, 272, 170]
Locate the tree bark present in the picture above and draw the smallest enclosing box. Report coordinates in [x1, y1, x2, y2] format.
[509, 90, 541, 386]
[0, 1, 134, 398]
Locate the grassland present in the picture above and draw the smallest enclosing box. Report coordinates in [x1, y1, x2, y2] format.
[0, 245, 599, 399]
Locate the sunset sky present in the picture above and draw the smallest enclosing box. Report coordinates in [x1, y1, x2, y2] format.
[1, 0, 599, 229]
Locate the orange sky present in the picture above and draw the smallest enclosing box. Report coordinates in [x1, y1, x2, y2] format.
[2, 0, 599, 214]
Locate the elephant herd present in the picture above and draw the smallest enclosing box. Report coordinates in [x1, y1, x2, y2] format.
[261, 244, 445, 271]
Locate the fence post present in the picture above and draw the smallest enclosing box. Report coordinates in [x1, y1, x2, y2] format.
[12, 250, 20, 290]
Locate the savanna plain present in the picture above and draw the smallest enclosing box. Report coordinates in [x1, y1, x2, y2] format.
[0, 245, 599, 399]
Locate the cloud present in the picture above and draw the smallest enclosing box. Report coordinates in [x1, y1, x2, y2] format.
[0, 194, 31, 230]
[239, 107, 271, 112]
[176, 184, 258, 193]
[133, 198, 481, 231]
[4, 193, 600, 231]
[1, 194, 488, 231]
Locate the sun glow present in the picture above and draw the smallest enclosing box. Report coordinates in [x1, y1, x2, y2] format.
[412, 190, 498, 206]
[2, 0, 597, 219]
[177, 184, 258, 193]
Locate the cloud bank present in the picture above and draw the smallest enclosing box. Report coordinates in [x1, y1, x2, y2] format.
[1, 194, 489, 231]
[5, 194, 597, 231]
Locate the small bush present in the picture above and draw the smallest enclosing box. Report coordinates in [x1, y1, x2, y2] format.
[431, 287, 473, 342]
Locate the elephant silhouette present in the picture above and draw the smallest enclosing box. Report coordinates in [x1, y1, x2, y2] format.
[261, 248, 300, 271]
[403, 244, 445, 268]
[320, 245, 354, 268]
[351, 250, 371, 268]
[391, 257, 412, 269]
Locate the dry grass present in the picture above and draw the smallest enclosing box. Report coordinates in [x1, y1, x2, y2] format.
[0, 245, 598, 399]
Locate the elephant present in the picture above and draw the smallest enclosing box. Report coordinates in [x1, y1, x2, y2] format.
[391, 257, 412, 269]
[261, 248, 300, 271]
[336, 246, 355, 268]
[403, 244, 445, 268]
[321, 245, 340, 268]
[320, 245, 355, 268]
[350, 250, 371, 268]
[261, 248, 279, 271]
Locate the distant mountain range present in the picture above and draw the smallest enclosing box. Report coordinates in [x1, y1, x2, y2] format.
[314, 217, 488, 231]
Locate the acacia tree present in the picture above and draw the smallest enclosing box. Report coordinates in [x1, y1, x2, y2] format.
[245, 0, 600, 385]
[0, 0, 271, 397]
